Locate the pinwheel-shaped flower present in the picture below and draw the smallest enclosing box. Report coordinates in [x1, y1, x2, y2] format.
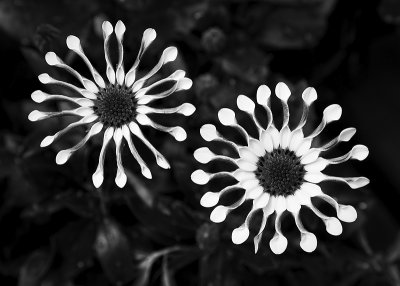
[28, 20, 194, 188]
[191, 83, 369, 254]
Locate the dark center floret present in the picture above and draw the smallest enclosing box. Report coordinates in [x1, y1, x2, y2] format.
[94, 85, 136, 127]
[255, 148, 305, 197]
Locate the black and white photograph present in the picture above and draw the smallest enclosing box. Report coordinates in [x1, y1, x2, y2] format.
[1, 0, 400, 285]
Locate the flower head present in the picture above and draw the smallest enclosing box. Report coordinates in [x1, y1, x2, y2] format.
[191, 82, 369, 254]
[29, 20, 194, 188]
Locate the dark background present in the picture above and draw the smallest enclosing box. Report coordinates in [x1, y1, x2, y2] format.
[1, 0, 400, 285]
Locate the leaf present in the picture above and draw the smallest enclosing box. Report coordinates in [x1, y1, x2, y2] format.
[95, 219, 136, 285]
[379, 0, 400, 24]
[162, 255, 176, 286]
[18, 248, 53, 286]
[52, 219, 97, 279]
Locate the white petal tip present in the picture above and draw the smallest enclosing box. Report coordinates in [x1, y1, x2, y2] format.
[237, 95, 255, 113]
[178, 78, 193, 90]
[171, 127, 186, 141]
[338, 205, 357, 222]
[218, 108, 236, 126]
[351, 145, 369, 161]
[200, 124, 218, 141]
[269, 235, 288, 255]
[324, 104, 342, 123]
[300, 233, 317, 252]
[163, 46, 178, 63]
[143, 28, 157, 44]
[38, 73, 51, 84]
[256, 85, 271, 104]
[66, 35, 80, 50]
[194, 147, 214, 164]
[191, 170, 209, 185]
[28, 110, 44, 121]
[348, 177, 370, 189]
[326, 218, 342, 236]
[56, 150, 72, 165]
[92, 172, 104, 188]
[339, 128, 356, 142]
[142, 168, 152, 179]
[275, 82, 291, 101]
[232, 227, 250, 245]
[45, 52, 59, 66]
[40, 136, 54, 147]
[210, 206, 228, 223]
[115, 20, 126, 37]
[156, 156, 170, 169]
[116, 173, 127, 188]
[180, 103, 196, 116]
[102, 21, 113, 36]
[31, 91, 46, 103]
[200, 192, 220, 207]
[302, 87, 317, 105]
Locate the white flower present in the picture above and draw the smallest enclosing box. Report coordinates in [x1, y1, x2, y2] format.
[191, 82, 369, 254]
[29, 20, 194, 188]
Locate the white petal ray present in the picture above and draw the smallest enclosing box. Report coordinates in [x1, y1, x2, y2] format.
[306, 202, 343, 236]
[260, 129, 274, 152]
[200, 184, 241, 208]
[232, 203, 260, 245]
[131, 46, 178, 92]
[194, 147, 237, 165]
[200, 124, 241, 152]
[256, 84, 274, 129]
[136, 114, 187, 141]
[38, 73, 97, 99]
[294, 87, 317, 131]
[320, 145, 369, 165]
[92, 127, 114, 188]
[237, 95, 263, 135]
[56, 122, 103, 165]
[305, 104, 342, 139]
[218, 108, 250, 144]
[191, 170, 239, 185]
[254, 197, 275, 253]
[254, 192, 270, 209]
[31, 90, 94, 107]
[114, 128, 127, 188]
[66, 35, 105, 88]
[238, 147, 259, 164]
[210, 192, 246, 223]
[248, 138, 266, 157]
[279, 126, 291, 149]
[135, 71, 192, 104]
[275, 82, 291, 128]
[102, 21, 116, 84]
[128, 122, 170, 169]
[316, 128, 356, 152]
[28, 107, 94, 122]
[306, 173, 370, 189]
[292, 209, 317, 252]
[288, 129, 304, 151]
[40, 114, 98, 147]
[115, 20, 126, 85]
[269, 211, 288, 254]
[122, 125, 152, 179]
[137, 103, 196, 116]
[125, 28, 157, 87]
[45, 52, 98, 93]
[317, 193, 358, 222]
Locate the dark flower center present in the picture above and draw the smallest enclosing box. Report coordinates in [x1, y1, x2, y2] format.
[94, 85, 136, 127]
[255, 148, 305, 197]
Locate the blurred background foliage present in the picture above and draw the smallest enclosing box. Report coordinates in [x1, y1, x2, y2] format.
[1, 0, 400, 285]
